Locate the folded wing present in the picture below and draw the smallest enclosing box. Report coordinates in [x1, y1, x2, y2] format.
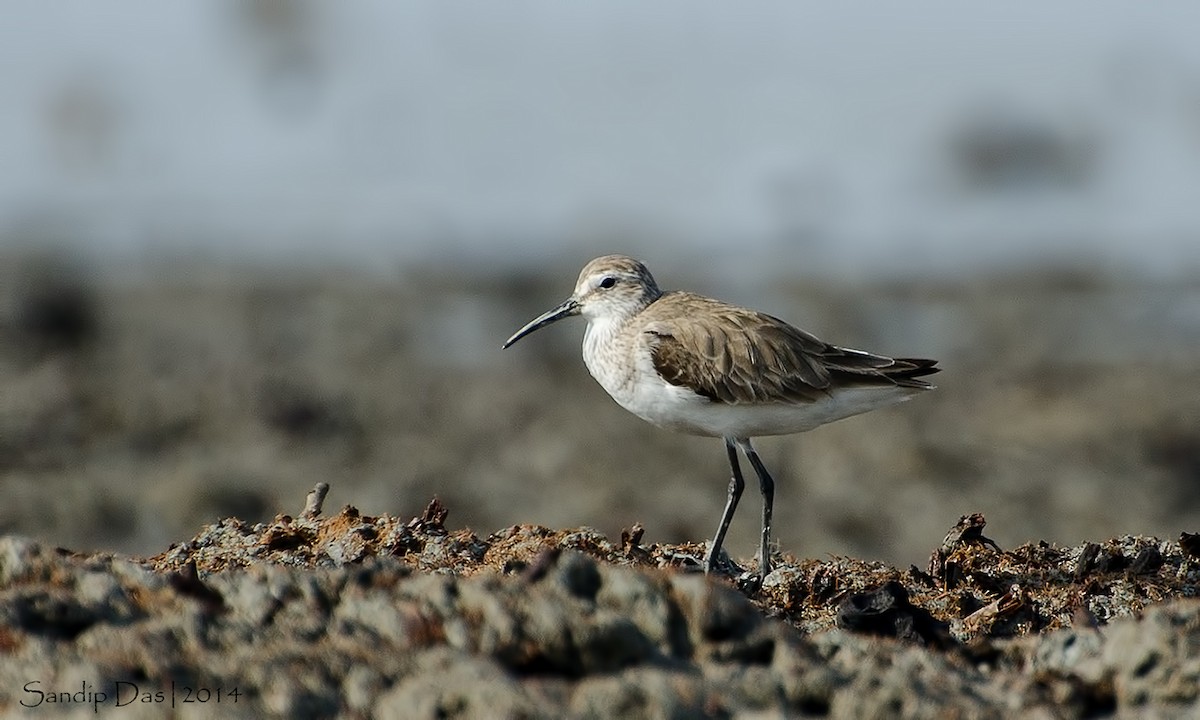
[643, 293, 939, 405]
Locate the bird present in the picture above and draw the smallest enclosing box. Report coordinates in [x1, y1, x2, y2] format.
[503, 255, 938, 577]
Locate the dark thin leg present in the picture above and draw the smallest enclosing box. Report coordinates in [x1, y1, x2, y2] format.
[739, 439, 776, 576]
[703, 438, 744, 573]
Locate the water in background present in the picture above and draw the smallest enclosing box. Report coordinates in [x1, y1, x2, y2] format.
[2, 2, 1200, 280]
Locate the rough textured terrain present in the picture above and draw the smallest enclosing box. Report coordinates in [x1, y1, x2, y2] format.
[3, 256, 1200, 717]
[3, 256, 1200, 569]
[2, 491, 1199, 718]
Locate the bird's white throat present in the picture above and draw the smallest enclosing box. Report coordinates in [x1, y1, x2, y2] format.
[582, 313, 637, 402]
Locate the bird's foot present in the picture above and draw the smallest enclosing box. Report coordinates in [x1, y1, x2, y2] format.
[703, 553, 746, 579]
[662, 549, 706, 572]
[733, 555, 774, 593]
[735, 570, 765, 593]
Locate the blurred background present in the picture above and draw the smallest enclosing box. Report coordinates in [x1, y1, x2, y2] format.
[2, 1, 1200, 566]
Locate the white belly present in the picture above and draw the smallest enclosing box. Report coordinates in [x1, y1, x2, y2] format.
[618, 371, 921, 437]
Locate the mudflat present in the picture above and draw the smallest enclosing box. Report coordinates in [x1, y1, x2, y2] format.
[2, 257, 1200, 715]
[2, 258, 1198, 564]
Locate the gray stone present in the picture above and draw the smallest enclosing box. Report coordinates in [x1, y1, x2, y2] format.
[569, 667, 713, 720]
[669, 574, 764, 660]
[374, 648, 543, 720]
[210, 571, 279, 628]
[334, 591, 418, 645]
[0, 535, 43, 584]
[572, 611, 657, 673]
[553, 551, 602, 601]
[597, 565, 688, 657]
[342, 665, 386, 714]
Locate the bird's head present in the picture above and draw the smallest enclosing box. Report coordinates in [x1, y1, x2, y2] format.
[503, 255, 662, 348]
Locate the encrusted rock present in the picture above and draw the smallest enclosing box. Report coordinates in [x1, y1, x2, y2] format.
[2, 500, 1200, 717]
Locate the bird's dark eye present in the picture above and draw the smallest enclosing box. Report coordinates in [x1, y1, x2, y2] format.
[599, 276, 617, 289]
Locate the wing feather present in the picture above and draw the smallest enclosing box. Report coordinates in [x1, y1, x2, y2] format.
[643, 292, 938, 405]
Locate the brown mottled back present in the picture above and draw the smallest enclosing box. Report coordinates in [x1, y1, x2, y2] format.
[642, 292, 938, 405]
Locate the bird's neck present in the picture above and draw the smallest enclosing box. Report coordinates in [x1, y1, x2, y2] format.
[581, 312, 639, 401]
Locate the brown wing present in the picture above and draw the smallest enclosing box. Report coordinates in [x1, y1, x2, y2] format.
[643, 292, 939, 404]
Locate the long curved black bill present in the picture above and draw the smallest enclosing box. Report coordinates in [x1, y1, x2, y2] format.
[503, 298, 580, 349]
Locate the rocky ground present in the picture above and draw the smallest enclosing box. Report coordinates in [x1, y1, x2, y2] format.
[3, 255, 1200, 717]
[3, 255, 1200, 568]
[2, 486, 1199, 718]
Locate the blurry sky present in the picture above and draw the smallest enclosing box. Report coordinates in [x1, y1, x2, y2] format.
[2, 1, 1200, 278]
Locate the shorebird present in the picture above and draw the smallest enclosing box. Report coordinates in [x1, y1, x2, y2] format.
[503, 255, 938, 577]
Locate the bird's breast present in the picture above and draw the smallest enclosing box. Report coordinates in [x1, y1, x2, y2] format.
[581, 318, 637, 403]
[582, 319, 713, 432]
